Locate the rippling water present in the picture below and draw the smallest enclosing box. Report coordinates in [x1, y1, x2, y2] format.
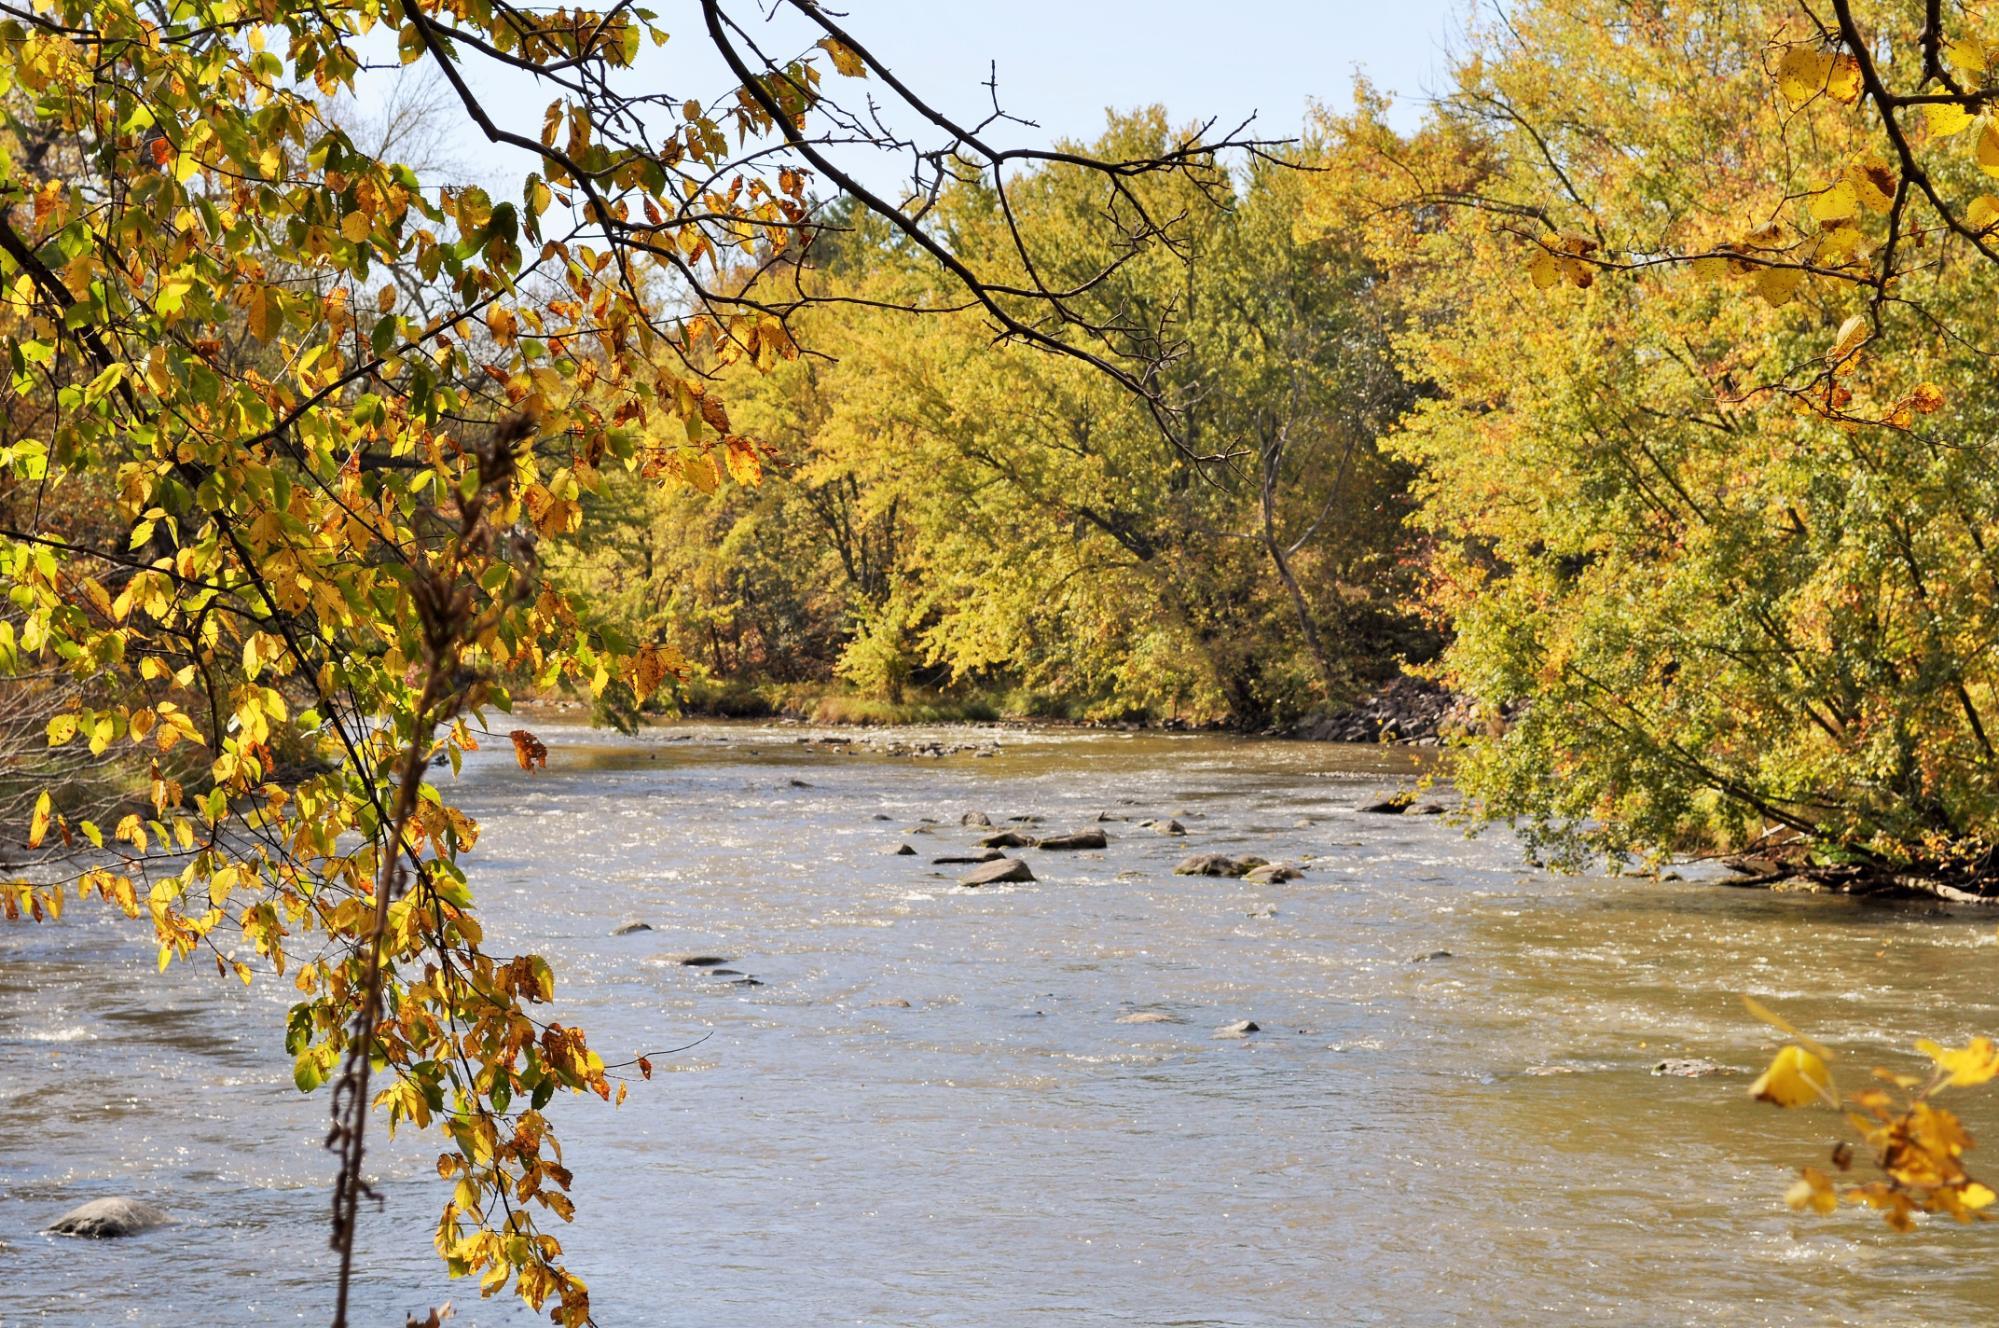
[3, 723, 1997, 1326]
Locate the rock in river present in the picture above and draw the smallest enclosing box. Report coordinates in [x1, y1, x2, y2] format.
[1213, 1020, 1261, 1039]
[610, 919, 653, 935]
[1243, 863, 1302, 884]
[961, 811, 994, 827]
[1173, 853, 1269, 878]
[932, 850, 1004, 865]
[1036, 828, 1108, 851]
[978, 830, 1036, 849]
[961, 857, 1035, 887]
[1359, 796, 1414, 815]
[890, 843, 917, 856]
[1117, 1011, 1180, 1025]
[47, 1198, 171, 1238]
[1650, 1058, 1740, 1078]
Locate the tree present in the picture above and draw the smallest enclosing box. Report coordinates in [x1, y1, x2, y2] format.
[0, 2, 1261, 1321]
[1314, 0, 1999, 890]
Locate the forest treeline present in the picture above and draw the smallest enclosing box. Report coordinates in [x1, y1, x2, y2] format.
[550, 112, 1429, 732]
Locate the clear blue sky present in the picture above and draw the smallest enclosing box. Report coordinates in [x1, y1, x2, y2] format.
[796, 0, 1467, 143]
[424, 1, 1470, 194]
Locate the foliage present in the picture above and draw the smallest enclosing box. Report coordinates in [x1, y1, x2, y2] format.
[0, 1, 1258, 1321]
[555, 116, 1426, 729]
[1747, 997, 1999, 1229]
[1314, 0, 1999, 882]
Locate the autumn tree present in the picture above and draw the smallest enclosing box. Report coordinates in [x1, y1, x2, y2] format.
[1316, 0, 1999, 890]
[0, 2, 1262, 1321]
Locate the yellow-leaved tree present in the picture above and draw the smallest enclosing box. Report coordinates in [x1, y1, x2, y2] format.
[0, 2, 1259, 1320]
[1310, 0, 1999, 1231]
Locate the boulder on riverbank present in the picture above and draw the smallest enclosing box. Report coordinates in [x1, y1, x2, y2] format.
[961, 858, 1035, 887]
[47, 1198, 171, 1238]
[1036, 829, 1108, 851]
[1173, 853, 1269, 878]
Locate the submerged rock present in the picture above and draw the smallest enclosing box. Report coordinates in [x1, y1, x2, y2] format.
[673, 955, 731, 968]
[610, 920, 653, 936]
[1243, 863, 1302, 884]
[47, 1198, 171, 1238]
[1116, 1011, 1180, 1025]
[1153, 819, 1187, 836]
[1213, 1020, 1261, 1039]
[961, 857, 1035, 887]
[1173, 853, 1269, 878]
[978, 830, 1036, 849]
[932, 850, 1004, 865]
[1410, 950, 1453, 963]
[1036, 829, 1108, 851]
[1650, 1058, 1740, 1078]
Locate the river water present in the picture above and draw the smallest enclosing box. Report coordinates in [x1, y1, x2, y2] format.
[3, 723, 1998, 1326]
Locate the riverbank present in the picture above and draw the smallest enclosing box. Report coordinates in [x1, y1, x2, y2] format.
[532, 672, 1470, 745]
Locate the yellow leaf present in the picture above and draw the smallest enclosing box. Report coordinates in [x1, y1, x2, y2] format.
[1970, 195, 1999, 233]
[1809, 180, 1858, 223]
[816, 36, 866, 78]
[28, 789, 51, 850]
[1828, 313, 1869, 367]
[1751, 1044, 1837, 1107]
[1917, 1036, 1999, 1086]
[1827, 55, 1864, 104]
[1845, 158, 1898, 214]
[1528, 251, 1561, 289]
[1909, 381, 1947, 414]
[724, 437, 762, 486]
[340, 210, 370, 243]
[1754, 264, 1803, 307]
[1776, 47, 1834, 108]
[1964, 1181, 1998, 1210]
[1977, 121, 1999, 177]
[1948, 34, 1989, 76]
[1926, 102, 1976, 137]
[247, 284, 272, 342]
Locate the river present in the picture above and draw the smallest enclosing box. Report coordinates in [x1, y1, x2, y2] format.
[3, 722, 1996, 1325]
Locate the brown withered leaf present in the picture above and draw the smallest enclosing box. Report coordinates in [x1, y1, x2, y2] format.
[509, 729, 548, 772]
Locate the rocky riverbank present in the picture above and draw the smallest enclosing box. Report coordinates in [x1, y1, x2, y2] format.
[1289, 676, 1476, 747]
